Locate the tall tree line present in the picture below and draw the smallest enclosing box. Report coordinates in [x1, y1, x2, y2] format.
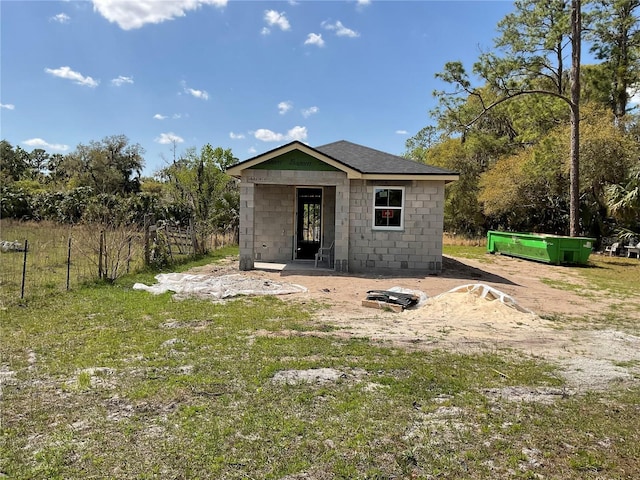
[407, 0, 639, 240]
[0, 135, 240, 252]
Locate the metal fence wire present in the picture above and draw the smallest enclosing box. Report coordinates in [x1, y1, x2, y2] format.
[0, 220, 236, 304]
[0, 227, 136, 303]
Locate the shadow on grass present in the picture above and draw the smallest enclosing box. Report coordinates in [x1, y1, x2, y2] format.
[585, 253, 640, 270]
[440, 256, 518, 286]
[591, 260, 640, 268]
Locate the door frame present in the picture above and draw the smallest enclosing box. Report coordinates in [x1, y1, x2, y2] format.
[294, 186, 323, 260]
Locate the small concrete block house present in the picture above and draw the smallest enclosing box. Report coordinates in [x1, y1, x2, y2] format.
[226, 140, 458, 274]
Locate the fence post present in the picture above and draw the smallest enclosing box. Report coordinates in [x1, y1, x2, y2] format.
[98, 230, 104, 279]
[144, 215, 150, 267]
[104, 230, 109, 280]
[189, 218, 197, 255]
[20, 239, 28, 300]
[126, 236, 132, 274]
[66, 237, 72, 291]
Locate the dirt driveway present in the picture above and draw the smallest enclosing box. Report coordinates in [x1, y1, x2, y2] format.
[189, 254, 640, 391]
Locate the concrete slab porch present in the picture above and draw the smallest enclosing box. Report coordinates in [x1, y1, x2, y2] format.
[254, 261, 334, 273]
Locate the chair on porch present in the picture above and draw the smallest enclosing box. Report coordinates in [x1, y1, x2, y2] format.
[315, 241, 334, 268]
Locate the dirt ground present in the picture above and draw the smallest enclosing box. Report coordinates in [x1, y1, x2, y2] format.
[186, 255, 640, 392]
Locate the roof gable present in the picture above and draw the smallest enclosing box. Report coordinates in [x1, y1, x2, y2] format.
[249, 149, 340, 172]
[226, 141, 358, 178]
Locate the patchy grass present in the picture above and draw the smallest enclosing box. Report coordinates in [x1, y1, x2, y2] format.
[443, 234, 492, 262]
[540, 277, 596, 296]
[582, 255, 640, 298]
[536, 255, 640, 331]
[443, 244, 491, 261]
[538, 255, 640, 300]
[443, 233, 487, 247]
[2, 254, 639, 479]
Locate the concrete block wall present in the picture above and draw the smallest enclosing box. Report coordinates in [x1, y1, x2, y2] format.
[238, 168, 446, 273]
[240, 169, 348, 265]
[253, 184, 294, 262]
[333, 180, 350, 271]
[322, 186, 336, 256]
[348, 179, 445, 274]
[238, 182, 255, 270]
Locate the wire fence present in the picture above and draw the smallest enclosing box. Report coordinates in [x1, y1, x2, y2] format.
[0, 220, 235, 305]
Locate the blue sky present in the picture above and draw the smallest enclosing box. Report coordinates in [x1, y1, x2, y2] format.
[1, 0, 516, 176]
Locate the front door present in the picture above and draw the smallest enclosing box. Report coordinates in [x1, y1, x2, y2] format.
[295, 188, 322, 260]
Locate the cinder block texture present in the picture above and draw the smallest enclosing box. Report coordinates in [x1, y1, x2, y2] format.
[253, 184, 294, 262]
[347, 180, 445, 274]
[239, 170, 447, 274]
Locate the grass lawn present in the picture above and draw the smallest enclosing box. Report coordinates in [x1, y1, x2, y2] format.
[1, 248, 639, 479]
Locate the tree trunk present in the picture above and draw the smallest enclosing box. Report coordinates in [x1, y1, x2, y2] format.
[569, 0, 581, 237]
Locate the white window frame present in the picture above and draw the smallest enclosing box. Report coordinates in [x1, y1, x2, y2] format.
[372, 186, 405, 231]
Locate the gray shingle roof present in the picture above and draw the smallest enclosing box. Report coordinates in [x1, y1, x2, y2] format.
[314, 140, 455, 175]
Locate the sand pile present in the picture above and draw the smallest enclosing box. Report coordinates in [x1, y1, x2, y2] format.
[399, 284, 551, 341]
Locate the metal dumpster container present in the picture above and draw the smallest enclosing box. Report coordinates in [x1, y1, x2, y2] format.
[486, 231, 595, 265]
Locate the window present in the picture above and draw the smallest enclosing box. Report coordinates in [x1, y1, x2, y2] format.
[373, 186, 404, 230]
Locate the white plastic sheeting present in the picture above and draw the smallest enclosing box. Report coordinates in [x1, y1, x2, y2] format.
[437, 283, 532, 313]
[133, 273, 307, 300]
[0, 240, 24, 252]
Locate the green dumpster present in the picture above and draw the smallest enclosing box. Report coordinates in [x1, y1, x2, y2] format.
[486, 231, 595, 265]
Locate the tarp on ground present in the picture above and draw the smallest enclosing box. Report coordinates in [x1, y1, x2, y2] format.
[133, 273, 307, 300]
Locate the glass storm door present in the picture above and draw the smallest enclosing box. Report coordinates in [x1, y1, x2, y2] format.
[295, 188, 322, 260]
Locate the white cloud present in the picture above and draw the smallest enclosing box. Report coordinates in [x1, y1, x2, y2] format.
[629, 88, 640, 105]
[264, 10, 290, 32]
[155, 132, 185, 144]
[254, 129, 284, 142]
[181, 81, 209, 100]
[155, 113, 184, 120]
[22, 138, 69, 152]
[304, 33, 325, 47]
[278, 101, 293, 115]
[229, 132, 245, 140]
[111, 75, 133, 86]
[287, 126, 308, 141]
[45, 66, 99, 88]
[50, 13, 70, 23]
[261, 26, 271, 35]
[185, 87, 209, 100]
[396, 129, 408, 135]
[248, 147, 257, 154]
[322, 20, 359, 38]
[301, 106, 319, 118]
[254, 126, 308, 142]
[357, 0, 371, 8]
[0, 103, 15, 110]
[92, 0, 227, 30]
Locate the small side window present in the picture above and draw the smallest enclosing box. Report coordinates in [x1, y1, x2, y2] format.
[373, 187, 404, 230]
